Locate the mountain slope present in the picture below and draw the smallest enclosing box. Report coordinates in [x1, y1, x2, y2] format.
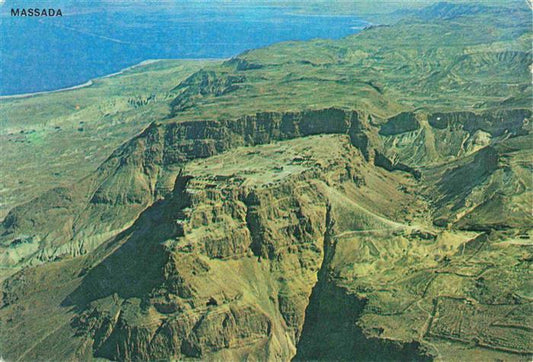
[0, 2, 531, 361]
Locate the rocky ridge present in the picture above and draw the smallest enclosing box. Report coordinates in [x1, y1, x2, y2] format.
[0, 2, 532, 361]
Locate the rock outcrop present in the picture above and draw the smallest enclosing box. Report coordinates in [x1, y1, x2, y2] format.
[1, 3, 531, 360]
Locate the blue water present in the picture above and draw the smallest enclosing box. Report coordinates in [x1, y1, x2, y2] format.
[0, 1, 367, 96]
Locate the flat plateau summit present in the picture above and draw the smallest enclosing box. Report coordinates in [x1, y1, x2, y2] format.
[0, 2, 531, 361]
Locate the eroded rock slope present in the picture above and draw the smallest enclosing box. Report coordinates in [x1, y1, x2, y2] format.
[0, 2, 532, 361]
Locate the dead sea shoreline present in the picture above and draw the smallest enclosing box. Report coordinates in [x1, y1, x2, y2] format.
[0, 58, 219, 100]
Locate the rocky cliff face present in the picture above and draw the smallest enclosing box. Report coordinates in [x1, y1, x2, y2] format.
[2, 135, 433, 361]
[1, 3, 532, 360]
[0, 108, 370, 267]
[5, 108, 528, 361]
[4, 106, 528, 268]
[1, 100, 530, 360]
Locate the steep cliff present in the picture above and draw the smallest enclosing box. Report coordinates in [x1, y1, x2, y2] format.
[3, 106, 528, 268]
[1, 135, 432, 360]
[0, 2, 531, 361]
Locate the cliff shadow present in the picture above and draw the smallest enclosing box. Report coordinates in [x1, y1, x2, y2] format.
[294, 263, 432, 361]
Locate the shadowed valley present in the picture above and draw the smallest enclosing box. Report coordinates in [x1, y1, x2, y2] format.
[0, 2, 531, 361]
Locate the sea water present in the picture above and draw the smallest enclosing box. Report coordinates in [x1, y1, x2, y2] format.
[0, 1, 367, 96]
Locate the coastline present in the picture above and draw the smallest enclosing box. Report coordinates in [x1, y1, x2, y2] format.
[0, 59, 165, 101]
[0, 80, 95, 100]
[0, 58, 223, 101]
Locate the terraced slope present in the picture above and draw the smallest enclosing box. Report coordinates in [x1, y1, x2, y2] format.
[0, 2, 531, 361]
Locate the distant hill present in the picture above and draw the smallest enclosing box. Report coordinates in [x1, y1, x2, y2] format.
[0, 2, 531, 361]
